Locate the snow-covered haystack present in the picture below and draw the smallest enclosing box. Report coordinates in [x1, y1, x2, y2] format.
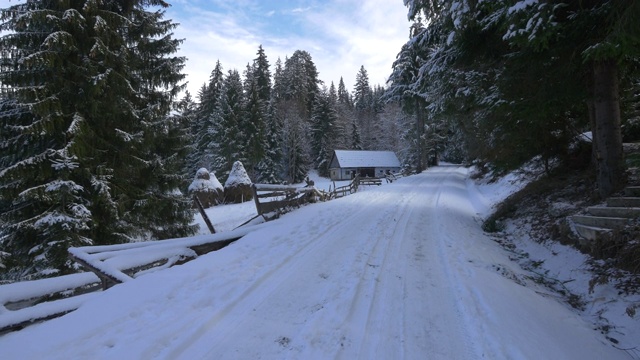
[188, 168, 223, 208]
[224, 161, 253, 204]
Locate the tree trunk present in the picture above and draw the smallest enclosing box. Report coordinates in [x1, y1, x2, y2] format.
[592, 60, 625, 198]
[415, 102, 427, 172]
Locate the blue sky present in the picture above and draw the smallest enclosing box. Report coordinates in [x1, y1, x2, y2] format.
[0, 0, 412, 97]
[167, 0, 411, 96]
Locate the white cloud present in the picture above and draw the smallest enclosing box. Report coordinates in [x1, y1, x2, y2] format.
[166, 0, 411, 97]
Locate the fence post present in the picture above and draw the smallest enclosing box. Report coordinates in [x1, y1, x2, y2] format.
[251, 184, 263, 215]
[193, 194, 216, 234]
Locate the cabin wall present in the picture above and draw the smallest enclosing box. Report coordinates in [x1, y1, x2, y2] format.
[330, 167, 401, 180]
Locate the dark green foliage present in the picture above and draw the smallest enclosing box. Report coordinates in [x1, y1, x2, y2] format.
[256, 102, 283, 184]
[311, 88, 340, 177]
[391, 0, 640, 183]
[210, 70, 245, 183]
[0, 0, 195, 280]
[188, 61, 224, 174]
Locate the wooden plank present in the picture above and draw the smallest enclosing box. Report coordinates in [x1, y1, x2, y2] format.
[0, 308, 77, 336]
[256, 191, 290, 198]
[193, 194, 216, 234]
[0, 292, 97, 336]
[68, 250, 133, 290]
[189, 238, 240, 255]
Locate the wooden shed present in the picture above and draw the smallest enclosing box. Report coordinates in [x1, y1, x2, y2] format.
[329, 150, 401, 180]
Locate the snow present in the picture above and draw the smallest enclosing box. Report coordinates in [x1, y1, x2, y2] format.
[188, 168, 222, 193]
[507, 0, 538, 15]
[224, 161, 251, 187]
[332, 150, 401, 168]
[0, 166, 636, 359]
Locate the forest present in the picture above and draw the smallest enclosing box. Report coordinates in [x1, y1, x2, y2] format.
[1, 0, 639, 281]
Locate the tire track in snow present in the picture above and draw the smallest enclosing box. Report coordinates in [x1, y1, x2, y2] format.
[213, 185, 415, 359]
[157, 191, 401, 359]
[335, 182, 417, 359]
[159, 167, 485, 359]
[426, 167, 484, 359]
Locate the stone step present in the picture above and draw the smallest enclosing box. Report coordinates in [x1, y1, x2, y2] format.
[587, 206, 640, 219]
[607, 197, 640, 208]
[572, 223, 611, 243]
[571, 215, 630, 229]
[625, 187, 640, 197]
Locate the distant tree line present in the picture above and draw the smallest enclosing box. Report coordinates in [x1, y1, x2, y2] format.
[179, 49, 418, 185]
[0, 1, 419, 281]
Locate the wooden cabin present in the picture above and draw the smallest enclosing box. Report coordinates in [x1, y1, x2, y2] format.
[329, 150, 401, 180]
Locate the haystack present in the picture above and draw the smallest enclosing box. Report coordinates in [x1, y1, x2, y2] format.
[188, 168, 224, 207]
[224, 161, 253, 203]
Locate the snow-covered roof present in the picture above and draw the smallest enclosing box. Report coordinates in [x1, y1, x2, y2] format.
[332, 150, 400, 168]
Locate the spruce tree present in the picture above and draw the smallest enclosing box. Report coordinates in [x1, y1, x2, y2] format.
[243, 79, 266, 177]
[0, 0, 195, 279]
[210, 69, 245, 183]
[256, 102, 283, 184]
[310, 88, 339, 177]
[189, 61, 224, 173]
[353, 65, 377, 149]
[253, 45, 272, 103]
[336, 77, 355, 149]
[350, 121, 363, 150]
[274, 50, 320, 183]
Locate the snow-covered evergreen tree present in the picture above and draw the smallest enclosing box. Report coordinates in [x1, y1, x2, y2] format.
[0, 0, 195, 279]
[335, 77, 355, 149]
[256, 102, 284, 184]
[188, 61, 224, 174]
[350, 121, 363, 150]
[253, 45, 272, 104]
[273, 50, 320, 183]
[310, 88, 340, 177]
[210, 70, 245, 183]
[353, 66, 373, 148]
[243, 79, 267, 178]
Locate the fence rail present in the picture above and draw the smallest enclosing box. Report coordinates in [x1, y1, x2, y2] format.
[1, 172, 402, 335]
[252, 183, 328, 218]
[0, 220, 268, 335]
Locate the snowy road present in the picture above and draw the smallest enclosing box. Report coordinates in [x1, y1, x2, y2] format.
[0, 166, 628, 359]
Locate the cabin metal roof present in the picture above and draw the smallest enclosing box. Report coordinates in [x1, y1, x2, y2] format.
[332, 150, 400, 168]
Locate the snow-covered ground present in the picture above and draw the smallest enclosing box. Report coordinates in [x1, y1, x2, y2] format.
[0, 166, 637, 359]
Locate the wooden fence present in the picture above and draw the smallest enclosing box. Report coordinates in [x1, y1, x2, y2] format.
[330, 174, 389, 199]
[1, 173, 401, 335]
[0, 220, 268, 335]
[252, 184, 327, 218]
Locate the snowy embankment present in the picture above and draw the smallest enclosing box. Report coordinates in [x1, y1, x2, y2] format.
[0, 166, 633, 359]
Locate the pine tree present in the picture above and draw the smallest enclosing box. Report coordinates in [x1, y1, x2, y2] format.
[350, 121, 363, 150]
[354, 66, 371, 112]
[211, 69, 245, 183]
[336, 77, 355, 149]
[353, 65, 378, 149]
[0, 0, 195, 279]
[256, 102, 283, 184]
[189, 61, 224, 173]
[241, 45, 272, 180]
[398, 0, 640, 189]
[385, 21, 430, 172]
[310, 88, 339, 176]
[253, 45, 272, 103]
[243, 79, 266, 177]
[274, 50, 320, 183]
